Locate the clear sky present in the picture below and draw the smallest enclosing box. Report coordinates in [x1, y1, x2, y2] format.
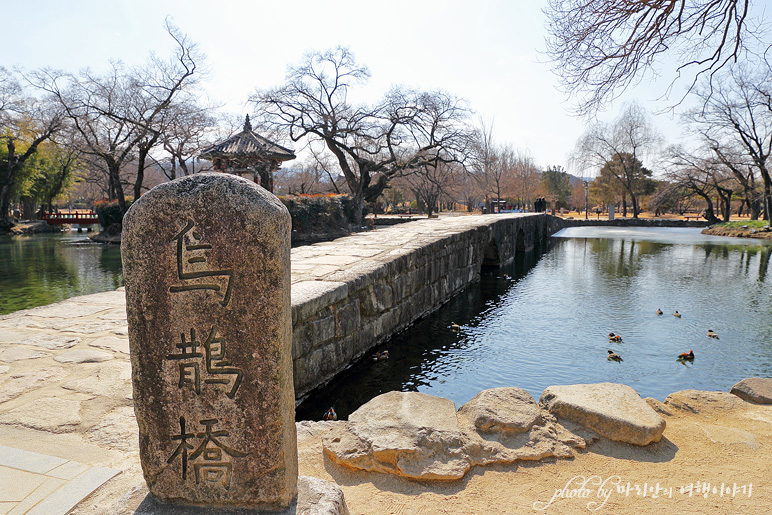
[4, 0, 695, 174]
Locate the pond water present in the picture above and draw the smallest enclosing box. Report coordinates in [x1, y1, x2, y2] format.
[296, 226, 772, 421]
[0, 232, 123, 315]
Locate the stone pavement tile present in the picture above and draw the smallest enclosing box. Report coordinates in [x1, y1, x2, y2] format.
[0, 366, 8, 374]
[96, 310, 129, 321]
[0, 348, 51, 363]
[0, 445, 68, 474]
[70, 290, 126, 306]
[0, 466, 47, 501]
[0, 398, 83, 433]
[88, 335, 130, 354]
[54, 349, 113, 364]
[23, 466, 120, 515]
[0, 502, 14, 515]
[16, 335, 80, 350]
[0, 330, 37, 344]
[46, 460, 91, 480]
[6, 477, 66, 515]
[22, 303, 112, 319]
[60, 321, 125, 334]
[0, 367, 68, 404]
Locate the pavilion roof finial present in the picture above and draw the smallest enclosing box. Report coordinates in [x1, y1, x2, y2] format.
[244, 114, 252, 133]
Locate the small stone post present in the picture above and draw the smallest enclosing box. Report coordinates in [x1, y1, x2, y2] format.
[122, 173, 297, 510]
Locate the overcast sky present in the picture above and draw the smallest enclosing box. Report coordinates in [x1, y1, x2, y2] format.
[4, 0, 699, 175]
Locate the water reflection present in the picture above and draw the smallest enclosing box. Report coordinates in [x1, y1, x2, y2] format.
[0, 233, 123, 315]
[297, 227, 772, 421]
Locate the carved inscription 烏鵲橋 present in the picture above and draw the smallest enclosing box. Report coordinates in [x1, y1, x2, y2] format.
[167, 416, 248, 488]
[166, 326, 244, 399]
[169, 220, 234, 307]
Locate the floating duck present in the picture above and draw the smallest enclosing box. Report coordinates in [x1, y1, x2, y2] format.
[372, 351, 389, 361]
[656, 309, 663, 315]
[677, 350, 695, 361]
[607, 350, 623, 362]
[323, 407, 337, 421]
[707, 330, 719, 339]
[450, 323, 461, 331]
[608, 332, 622, 342]
[674, 310, 682, 318]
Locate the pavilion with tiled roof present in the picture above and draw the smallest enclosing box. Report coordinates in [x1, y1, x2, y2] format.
[198, 115, 296, 192]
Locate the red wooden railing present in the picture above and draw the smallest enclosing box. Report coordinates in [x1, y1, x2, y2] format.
[39, 210, 99, 225]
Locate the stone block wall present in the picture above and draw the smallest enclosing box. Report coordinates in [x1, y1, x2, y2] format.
[290, 214, 564, 399]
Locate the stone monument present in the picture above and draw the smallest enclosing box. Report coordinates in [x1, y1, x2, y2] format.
[122, 173, 297, 510]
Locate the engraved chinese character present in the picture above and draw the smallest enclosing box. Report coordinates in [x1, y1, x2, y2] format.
[166, 326, 244, 399]
[167, 417, 248, 489]
[167, 416, 196, 480]
[169, 220, 234, 307]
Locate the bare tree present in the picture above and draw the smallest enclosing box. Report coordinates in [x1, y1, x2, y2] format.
[685, 65, 772, 223]
[0, 67, 62, 229]
[29, 20, 201, 217]
[468, 121, 508, 211]
[544, 0, 761, 115]
[508, 151, 541, 209]
[252, 47, 470, 225]
[574, 102, 660, 217]
[706, 139, 761, 218]
[405, 161, 461, 217]
[664, 145, 731, 222]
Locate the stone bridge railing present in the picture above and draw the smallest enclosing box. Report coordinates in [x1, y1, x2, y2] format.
[290, 213, 563, 399]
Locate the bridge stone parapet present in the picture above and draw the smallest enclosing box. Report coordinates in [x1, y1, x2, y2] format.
[290, 213, 563, 399]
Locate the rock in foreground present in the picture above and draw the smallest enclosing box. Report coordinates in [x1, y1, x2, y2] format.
[540, 383, 665, 446]
[457, 387, 541, 434]
[731, 378, 772, 404]
[323, 390, 587, 480]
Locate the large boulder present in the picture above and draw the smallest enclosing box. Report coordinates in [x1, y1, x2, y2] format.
[665, 389, 747, 413]
[730, 378, 772, 404]
[540, 383, 665, 446]
[324, 391, 470, 480]
[457, 387, 540, 434]
[323, 390, 588, 481]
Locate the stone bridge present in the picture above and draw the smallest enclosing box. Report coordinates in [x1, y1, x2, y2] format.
[290, 213, 563, 399]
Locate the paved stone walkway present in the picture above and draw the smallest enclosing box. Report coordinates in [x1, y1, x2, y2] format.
[0, 214, 535, 512]
[0, 445, 119, 515]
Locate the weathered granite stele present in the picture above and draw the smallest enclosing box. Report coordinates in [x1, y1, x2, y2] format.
[122, 173, 298, 510]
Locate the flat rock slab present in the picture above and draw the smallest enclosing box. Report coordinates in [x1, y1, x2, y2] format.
[17, 335, 81, 349]
[731, 378, 772, 404]
[54, 349, 114, 363]
[664, 390, 748, 414]
[325, 391, 469, 480]
[125, 476, 348, 515]
[0, 397, 83, 433]
[540, 383, 666, 446]
[0, 367, 68, 403]
[457, 387, 540, 434]
[88, 335, 130, 354]
[0, 347, 51, 362]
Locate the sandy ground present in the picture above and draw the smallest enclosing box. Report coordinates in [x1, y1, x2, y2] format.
[295, 396, 772, 515]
